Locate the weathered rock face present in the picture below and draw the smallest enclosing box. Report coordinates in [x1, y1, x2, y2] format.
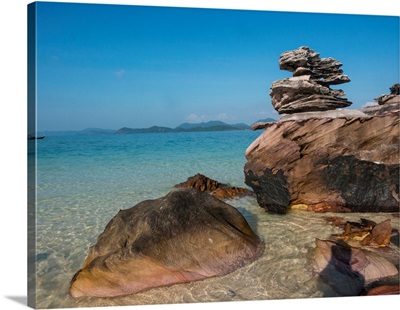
[362, 101, 400, 116]
[244, 106, 399, 213]
[175, 173, 254, 199]
[374, 83, 400, 106]
[69, 188, 264, 298]
[270, 46, 352, 114]
[375, 94, 400, 106]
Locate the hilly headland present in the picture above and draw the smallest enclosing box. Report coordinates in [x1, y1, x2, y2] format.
[38, 119, 276, 137]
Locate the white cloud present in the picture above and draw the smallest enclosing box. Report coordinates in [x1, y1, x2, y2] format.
[257, 110, 280, 119]
[216, 112, 236, 121]
[115, 69, 125, 78]
[362, 101, 378, 108]
[186, 112, 237, 123]
[186, 113, 208, 122]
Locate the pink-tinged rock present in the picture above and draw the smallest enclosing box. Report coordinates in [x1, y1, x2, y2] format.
[313, 239, 398, 296]
[244, 108, 399, 213]
[70, 188, 264, 298]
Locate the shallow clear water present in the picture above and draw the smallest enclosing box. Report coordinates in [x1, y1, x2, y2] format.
[30, 131, 399, 309]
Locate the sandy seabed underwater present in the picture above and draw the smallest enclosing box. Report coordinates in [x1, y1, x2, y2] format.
[29, 131, 400, 309]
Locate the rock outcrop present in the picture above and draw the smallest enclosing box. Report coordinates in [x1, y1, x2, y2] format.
[270, 46, 352, 114]
[70, 188, 264, 298]
[175, 173, 254, 199]
[374, 83, 400, 106]
[245, 47, 399, 214]
[244, 106, 399, 213]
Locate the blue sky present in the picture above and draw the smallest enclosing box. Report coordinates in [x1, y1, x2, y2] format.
[34, 2, 399, 131]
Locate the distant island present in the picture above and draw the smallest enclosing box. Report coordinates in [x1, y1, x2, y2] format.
[38, 119, 276, 136]
[115, 120, 255, 134]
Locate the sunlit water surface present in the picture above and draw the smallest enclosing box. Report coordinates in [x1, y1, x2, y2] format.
[30, 131, 399, 309]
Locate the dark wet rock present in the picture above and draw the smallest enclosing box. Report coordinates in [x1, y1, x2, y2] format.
[313, 239, 398, 296]
[244, 110, 399, 213]
[390, 83, 400, 95]
[319, 156, 399, 212]
[244, 168, 290, 214]
[270, 46, 352, 114]
[70, 188, 264, 298]
[175, 173, 253, 199]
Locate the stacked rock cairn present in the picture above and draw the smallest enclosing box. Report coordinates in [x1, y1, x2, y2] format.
[270, 46, 352, 114]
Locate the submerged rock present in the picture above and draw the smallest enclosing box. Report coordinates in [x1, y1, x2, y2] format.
[176, 173, 254, 199]
[69, 188, 264, 298]
[244, 106, 399, 213]
[313, 239, 398, 296]
[270, 46, 352, 114]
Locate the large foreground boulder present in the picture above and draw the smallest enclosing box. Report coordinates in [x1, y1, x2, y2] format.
[70, 188, 264, 298]
[244, 108, 399, 213]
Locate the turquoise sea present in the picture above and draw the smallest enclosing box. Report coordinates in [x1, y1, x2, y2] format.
[29, 130, 399, 309]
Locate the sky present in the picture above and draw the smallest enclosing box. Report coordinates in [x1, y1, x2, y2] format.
[1, 2, 400, 310]
[33, 2, 399, 131]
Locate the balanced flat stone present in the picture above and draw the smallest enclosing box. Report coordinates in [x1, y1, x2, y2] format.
[270, 46, 352, 114]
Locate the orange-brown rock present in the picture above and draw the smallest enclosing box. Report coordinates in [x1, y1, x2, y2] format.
[363, 285, 400, 295]
[70, 188, 263, 298]
[244, 107, 399, 213]
[360, 219, 392, 246]
[176, 173, 253, 199]
[329, 218, 392, 247]
[212, 186, 253, 199]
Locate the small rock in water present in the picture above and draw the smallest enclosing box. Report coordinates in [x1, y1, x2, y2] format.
[330, 218, 392, 247]
[176, 173, 254, 199]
